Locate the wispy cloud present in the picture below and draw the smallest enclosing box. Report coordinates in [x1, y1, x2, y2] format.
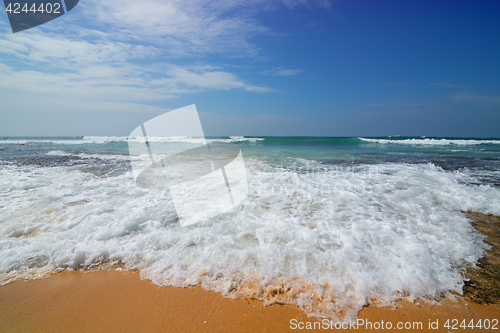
[80, 0, 331, 58]
[153, 66, 276, 92]
[359, 109, 424, 118]
[80, 0, 265, 57]
[0, 62, 273, 103]
[262, 67, 303, 76]
[0, 33, 157, 67]
[365, 100, 432, 108]
[451, 92, 500, 106]
[429, 82, 467, 88]
[0, 0, 330, 117]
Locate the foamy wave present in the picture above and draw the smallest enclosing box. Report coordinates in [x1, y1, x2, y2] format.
[1, 161, 499, 319]
[46, 150, 72, 156]
[0, 137, 127, 145]
[360, 138, 500, 146]
[127, 136, 264, 144]
[0, 136, 264, 145]
[228, 136, 265, 143]
[45, 150, 132, 161]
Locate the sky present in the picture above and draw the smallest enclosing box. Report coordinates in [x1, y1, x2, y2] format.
[0, 0, 499, 137]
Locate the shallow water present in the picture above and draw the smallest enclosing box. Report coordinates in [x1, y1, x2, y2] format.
[1, 136, 499, 318]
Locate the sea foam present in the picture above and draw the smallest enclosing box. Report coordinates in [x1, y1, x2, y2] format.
[0, 136, 264, 145]
[0, 159, 499, 319]
[360, 137, 500, 146]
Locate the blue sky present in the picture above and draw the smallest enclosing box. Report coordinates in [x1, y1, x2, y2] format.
[0, 0, 499, 137]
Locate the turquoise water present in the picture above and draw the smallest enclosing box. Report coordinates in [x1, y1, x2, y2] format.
[1, 136, 500, 318]
[1, 136, 499, 183]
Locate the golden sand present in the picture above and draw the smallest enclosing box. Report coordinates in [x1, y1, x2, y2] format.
[0, 269, 498, 333]
[1, 212, 499, 332]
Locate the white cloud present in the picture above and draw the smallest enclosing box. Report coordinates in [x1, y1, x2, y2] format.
[80, 0, 330, 57]
[0, 33, 157, 67]
[156, 66, 275, 92]
[0, 61, 273, 108]
[0, 0, 329, 118]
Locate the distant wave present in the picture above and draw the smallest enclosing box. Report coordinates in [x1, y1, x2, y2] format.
[127, 136, 264, 144]
[0, 137, 126, 145]
[45, 150, 132, 161]
[359, 138, 500, 146]
[45, 150, 72, 156]
[0, 136, 265, 145]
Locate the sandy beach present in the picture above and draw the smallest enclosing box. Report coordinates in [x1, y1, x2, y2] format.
[1, 136, 500, 332]
[0, 269, 499, 333]
[1, 212, 499, 332]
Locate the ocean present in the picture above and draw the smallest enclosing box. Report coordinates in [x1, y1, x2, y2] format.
[1, 136, 499, 318]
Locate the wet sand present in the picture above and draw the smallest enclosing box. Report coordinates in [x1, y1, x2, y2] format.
[0, 269, 499, 333]
[463, 212, 500, 304]
[0, 212, 499, 332]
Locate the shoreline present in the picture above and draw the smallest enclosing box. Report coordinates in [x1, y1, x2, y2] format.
[1, 212, 499, 332]
[463, 212, 500, 304]
[0, 269, 499, 333]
